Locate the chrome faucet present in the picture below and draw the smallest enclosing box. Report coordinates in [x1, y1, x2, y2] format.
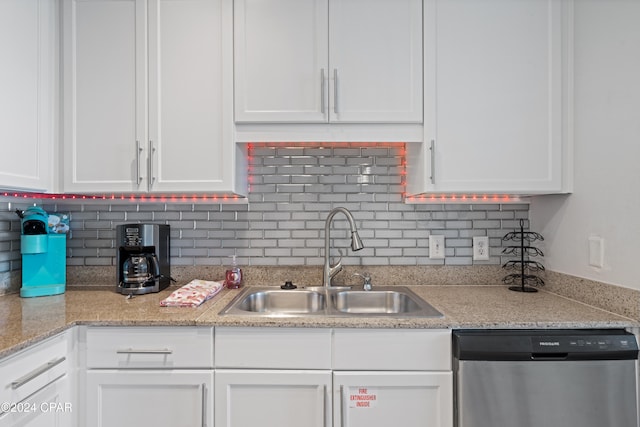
[323, 207, 364, 287]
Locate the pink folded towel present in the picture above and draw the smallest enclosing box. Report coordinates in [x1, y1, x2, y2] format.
[160, 279, 224, 307]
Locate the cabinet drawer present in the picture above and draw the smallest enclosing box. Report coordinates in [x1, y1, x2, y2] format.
[0, 332, 69, 412]
[85, 326, 213, 369]
[333, 329, 451, 371]
[215, 327, 332, 369]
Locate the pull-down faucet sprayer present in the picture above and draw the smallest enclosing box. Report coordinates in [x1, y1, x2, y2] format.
[323, 207, 364, 287]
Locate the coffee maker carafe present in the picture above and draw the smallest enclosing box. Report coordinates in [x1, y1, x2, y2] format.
[117, 224, 170, 295]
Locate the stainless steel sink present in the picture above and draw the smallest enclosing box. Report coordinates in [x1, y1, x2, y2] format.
[224, 289, 326, 314]
[333, 290, 426, 314]
[219, 286, 442, 318]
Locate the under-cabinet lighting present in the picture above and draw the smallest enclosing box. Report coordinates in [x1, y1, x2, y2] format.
[1, 191, 247, 204]
[4, 142, 522, 204]
[405, 194, 522, 204]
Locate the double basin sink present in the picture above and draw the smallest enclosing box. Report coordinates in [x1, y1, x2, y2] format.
[219, 286, 443, 318]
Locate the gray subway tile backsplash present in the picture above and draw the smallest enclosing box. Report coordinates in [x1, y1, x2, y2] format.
[0, 144, 529, 274]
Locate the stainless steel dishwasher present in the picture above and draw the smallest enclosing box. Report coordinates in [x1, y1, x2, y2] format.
[453, 329, 639, 427]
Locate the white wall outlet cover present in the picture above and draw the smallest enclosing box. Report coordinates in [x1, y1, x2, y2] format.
[473, 236, 490, 261]
[588, 236, 604, 269]
[429, 235, 445, 259]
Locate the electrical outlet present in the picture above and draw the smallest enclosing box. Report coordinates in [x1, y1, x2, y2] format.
[429, 235, 445, 259]
[473, 236, 490, 261]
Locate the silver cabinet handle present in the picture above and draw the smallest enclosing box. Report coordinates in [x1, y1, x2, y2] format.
[322, 384, 327, 427]
[333, 69, 339, 114]
[116, 348, 173, 355]
[430, 139, 436, 184]
[321, 69, 326, 115]
[136, 140, 143, 185]
[340, 385, 348, 427]
[201, 383, 207, 427]
[148, 140, 156, 190]
[10, 357, 66, 390]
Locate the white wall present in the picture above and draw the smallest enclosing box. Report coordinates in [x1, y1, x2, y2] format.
[530, 0, 640, 291]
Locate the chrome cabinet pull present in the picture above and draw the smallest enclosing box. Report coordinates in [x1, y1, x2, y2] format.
[148, 140, 156, 190]
[116, 348, 173, 355]
[340, 385, 348, 427]
[201, 383, 207, 427]
[136, 140, 143, 185]
[322, 384, 327, 427]
[333, 69, 339, 114]
[430, 139, 436, 184]
[321, 69, 326, 115]
[10, 357, 66, 390]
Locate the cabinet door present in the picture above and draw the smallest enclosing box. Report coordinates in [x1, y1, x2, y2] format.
[333, 371, 453, 427]
[0, 376, 71, 427]
[328, 0, 422, 123]
[423, 0, 566, 194]
[63, 0, 147, 193]
[85, 370, 213, 427]
[0, 0, 54, 192]
[148, 0, 235, 193]
[234, 0, 329, 123]
[215, 370, 331, 427]
[0, 332, 73, 427]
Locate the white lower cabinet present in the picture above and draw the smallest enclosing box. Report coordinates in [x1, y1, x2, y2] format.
[85, 370, 213, 427]
[82, 326, 214, 427]
[76, 326, 452, 427]
[214, 327, 332, 427]
[5, 326, 452, 427]
[0, 331, 74, 427]
[332, 329, 453, 427]
[334, 371, 452, 427]
[214, 370, 331, 427]
[0, 375, 71, 427]
[214, 327, 453, 427]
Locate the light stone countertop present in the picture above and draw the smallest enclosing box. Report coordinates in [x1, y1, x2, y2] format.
[0, 284, 636, 359]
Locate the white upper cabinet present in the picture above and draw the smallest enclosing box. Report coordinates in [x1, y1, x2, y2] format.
[63, 0, 237, 194]
[234, 0, 423, 124]
[408, 0, 572, 195]
[148, 0, 235, 193]
[328, 0, 423, 123]
[63, 0, 143, 193]
[234, 0, 328, 123]
[0, 0, 56, 192]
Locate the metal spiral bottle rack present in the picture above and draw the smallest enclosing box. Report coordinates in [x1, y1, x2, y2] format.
[501, 219, 545, 293]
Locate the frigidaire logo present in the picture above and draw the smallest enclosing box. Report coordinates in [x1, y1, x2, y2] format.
[539, 341, 561, 346]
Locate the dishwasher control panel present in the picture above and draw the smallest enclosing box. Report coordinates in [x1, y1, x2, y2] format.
[532, 335, 636, 352]
[454, 329, 639, 361]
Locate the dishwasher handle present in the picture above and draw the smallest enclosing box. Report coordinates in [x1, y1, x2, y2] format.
[531, 352, 569, 361]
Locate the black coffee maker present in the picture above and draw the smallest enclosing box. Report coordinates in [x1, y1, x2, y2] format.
[116, 224, 171, 295]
